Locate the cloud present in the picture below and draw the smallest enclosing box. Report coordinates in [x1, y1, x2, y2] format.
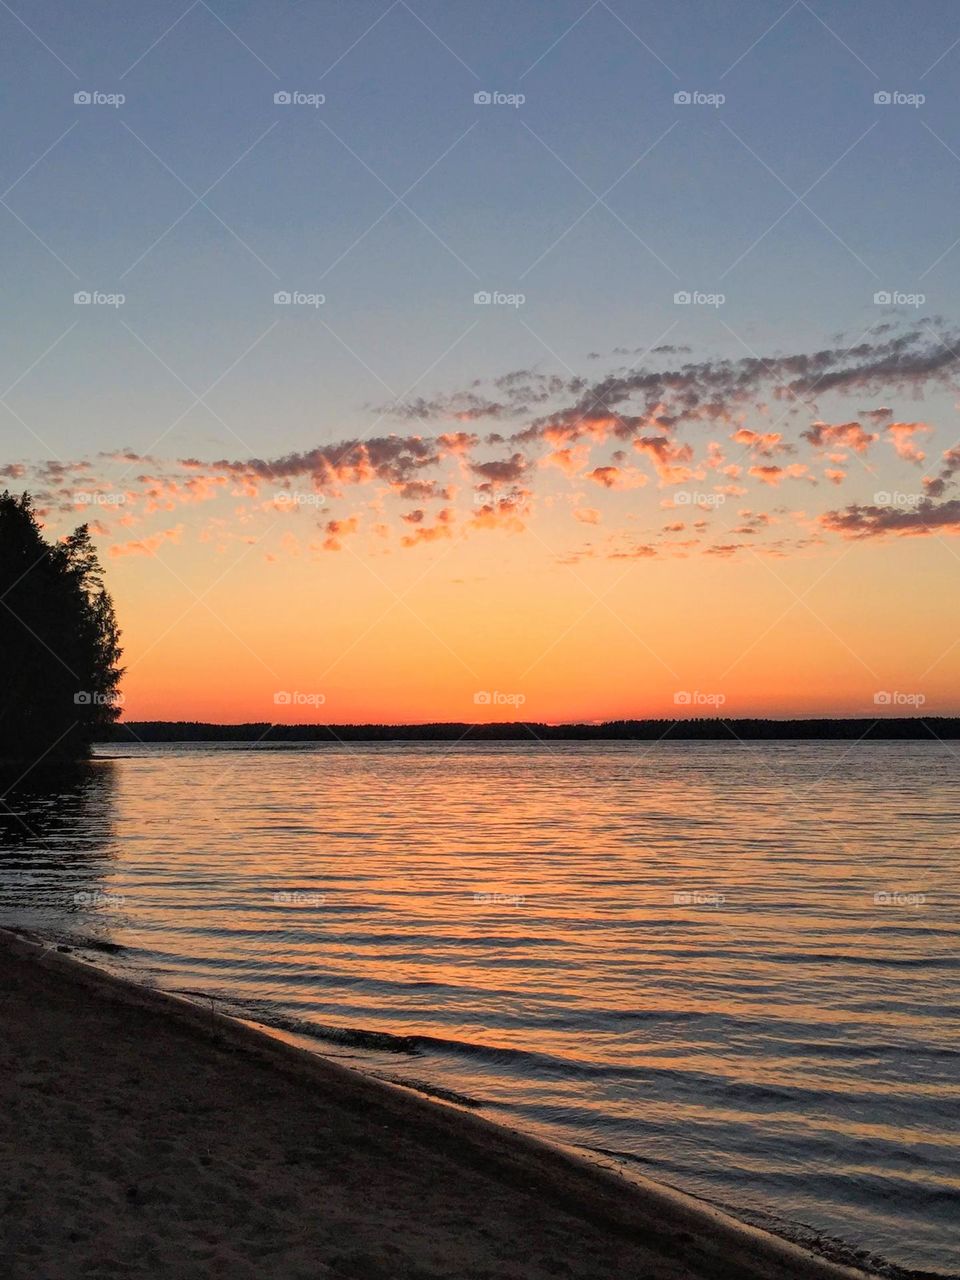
[704, 543, 746, 557]
[609, 542, 657, 559]
[730, 428, 788, 456]
[109, 525, 183, 558]
[802, 421, 877, 454]
[495, 327, 960, 453]
[573, 506, 601, 525]
[322, 515, 360, 551]
[924, 445, 960, 498]
[190, 435, 445, 494]
[542, 444, 590, 476]
[468, 493, 530, 533]
[469, 453, 529, 484]
[820, 498, 960, 538]
[748, 463, 809, 487]
[886, 421, 931, 464]
[400, 507, 455, 546]
[585, 464, 647, 489]
[632, 436, 695, 485]
[10, 323, 960, 563]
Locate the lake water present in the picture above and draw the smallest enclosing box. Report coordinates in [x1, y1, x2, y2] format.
[0, 741, 957, 1276]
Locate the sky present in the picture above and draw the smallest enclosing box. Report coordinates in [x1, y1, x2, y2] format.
[3, 0, 960, 723]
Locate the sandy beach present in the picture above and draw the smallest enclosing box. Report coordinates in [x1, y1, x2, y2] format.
[0, 928, 881, 1280]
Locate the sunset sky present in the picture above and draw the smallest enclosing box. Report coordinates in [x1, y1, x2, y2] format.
[4, 0, 960, 722]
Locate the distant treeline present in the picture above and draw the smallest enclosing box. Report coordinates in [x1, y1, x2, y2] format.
[104, 718, 960, 742]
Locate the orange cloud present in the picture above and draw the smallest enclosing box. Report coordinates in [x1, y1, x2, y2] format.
[749, 463, 809, 487]
[730, 428, 786, 456]
[400, 507, 455, 546]
[573, 506, 601, 525]
[803, 421, 877, 454]
[322, 515, 360, 551]
[586, 464, 647, 490]
[887, 421, 930, 464]
[109, 525, 184, 558]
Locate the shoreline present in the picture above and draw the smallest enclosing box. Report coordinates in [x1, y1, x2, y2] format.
[101, 717, 960, 743]
[0, 926, 898, 1280]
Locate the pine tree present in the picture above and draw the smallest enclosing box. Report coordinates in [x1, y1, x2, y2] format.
[0, 492, 123, 765]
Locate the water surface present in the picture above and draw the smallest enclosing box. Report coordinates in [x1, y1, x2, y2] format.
[0, 741, 957, 1275]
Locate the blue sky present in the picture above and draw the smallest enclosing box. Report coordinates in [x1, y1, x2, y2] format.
[5, 3, 960, 722]
[5, 0, 960, 463]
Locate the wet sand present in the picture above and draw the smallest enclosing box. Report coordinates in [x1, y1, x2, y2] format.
[0, 928, 879, 1280]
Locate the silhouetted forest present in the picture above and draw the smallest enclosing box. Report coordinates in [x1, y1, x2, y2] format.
[0, 492, 123, 765]
[107, 718, 960, 743]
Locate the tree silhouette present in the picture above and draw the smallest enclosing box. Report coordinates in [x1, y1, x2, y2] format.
[0, 492, 123, 765]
